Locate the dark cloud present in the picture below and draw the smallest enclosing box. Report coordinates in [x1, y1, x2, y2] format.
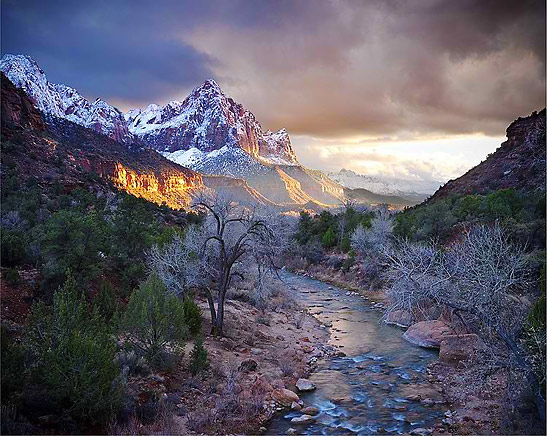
[1, 0, 217, 104]
[1, 0, 545, 136]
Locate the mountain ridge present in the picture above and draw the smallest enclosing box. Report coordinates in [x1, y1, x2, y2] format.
[0, 54, 133, 143]
[428, 108, 546, 202]
[328, 168, 439, 199]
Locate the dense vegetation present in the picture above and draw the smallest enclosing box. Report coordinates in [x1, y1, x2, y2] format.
[295, 207, 373, 252]
[0, 171, 207, 433]
[394, 188, 546, 248]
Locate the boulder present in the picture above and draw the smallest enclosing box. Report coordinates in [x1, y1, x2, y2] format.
[403, 320, 454, 348]
[286, 428, 297, 435]
[439, 334, 479, 364]
[272, 388, 300, 407]
[296, 378, 316, 392]
[239, 358, 258, 372]
[291, 414, 316, 424]
[301, 406, 319, 416]
[384, 310, 412, 328]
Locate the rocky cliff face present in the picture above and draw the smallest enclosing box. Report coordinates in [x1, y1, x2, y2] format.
[126, 79, 299, 165]
[1, 72, 204, 209]
[429, 109, 546, 201]
[0, 54, 133, 143]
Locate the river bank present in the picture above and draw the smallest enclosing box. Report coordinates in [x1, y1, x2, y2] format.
[286, 261, 545, 435]
[156, 282, 333, 435]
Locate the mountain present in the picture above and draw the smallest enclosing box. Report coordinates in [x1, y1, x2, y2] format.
[125, 79, 298, 165]
[0, 54, 133, 143]
[344, 188, 423, 207]
[166, 145, 345, 205]
[3, 54, 419, 208]
[328, 168, 439, 201]
[0, 71, 306, 209]
[140, 80, 347, 206]
[428, 108, 546, 201]
[1, 72, 205, 209]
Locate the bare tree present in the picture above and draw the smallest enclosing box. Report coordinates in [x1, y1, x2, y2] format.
[351, 209, 393, 254]
[150, 194, 285, 336]
[384, 224, 545, 419]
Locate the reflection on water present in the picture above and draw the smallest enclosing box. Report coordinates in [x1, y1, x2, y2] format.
[267, 272, 445, 435]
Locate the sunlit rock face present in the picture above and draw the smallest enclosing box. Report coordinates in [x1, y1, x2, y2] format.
[109, 163, 203, 209]
[0, 54, 133, 143]
[126, 79, 299, 165]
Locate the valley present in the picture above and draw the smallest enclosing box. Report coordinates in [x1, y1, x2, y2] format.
[0, 49, 545, 436]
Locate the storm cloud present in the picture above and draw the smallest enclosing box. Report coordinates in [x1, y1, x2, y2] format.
[1, 0, 544, 178]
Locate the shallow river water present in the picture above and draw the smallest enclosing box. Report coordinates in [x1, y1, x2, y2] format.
[268, 272, 445, 435]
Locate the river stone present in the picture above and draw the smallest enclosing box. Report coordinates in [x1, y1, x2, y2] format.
[384, 310, 412, 328]
[291, 401, 302, 411]
[286, 428, 297, 435]
[439, 334, 478, 364]
[291, 414, 316, 424]
[410, 428, 432, 435]
[301, 406, 319, 415]
[296, 378, 316, 391]
[272, 388, 300, 407]
[403, 320, 454, 348]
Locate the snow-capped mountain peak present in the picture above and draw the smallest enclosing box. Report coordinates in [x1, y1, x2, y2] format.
[126, 79, 299, 166]
[0, 54, 132, 143]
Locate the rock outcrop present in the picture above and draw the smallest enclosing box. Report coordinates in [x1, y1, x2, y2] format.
[295, 378, 316, 392]
[403, 320, 454, 348]
[272, 388, 300, 407]
[384, 310, 413, 328]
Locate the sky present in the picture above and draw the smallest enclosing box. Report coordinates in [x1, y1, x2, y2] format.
[2, 0, 545, 183]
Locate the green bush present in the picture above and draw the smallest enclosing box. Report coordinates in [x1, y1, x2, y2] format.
[24, 273, 122, 424]
[486, 188, 523, 219]
[1, 229, 25, 267]
[322, 227, 336, 249]
[39, 210, 108, 289]
[340, 235, 351, 253]
[122, 274, 188, 365]
[189, 337, 209, 375]
[1, 326, 25, 402]
[527, 264, 546, 330]
[94, 280, 119, 327]
[4, 267, 20, 285]
[183, 297, 202, 336]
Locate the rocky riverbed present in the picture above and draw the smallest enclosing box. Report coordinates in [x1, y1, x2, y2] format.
[267, 271, 447, 435]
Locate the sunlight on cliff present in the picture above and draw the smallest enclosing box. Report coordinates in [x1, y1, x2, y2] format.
[111, 163, 203, 209]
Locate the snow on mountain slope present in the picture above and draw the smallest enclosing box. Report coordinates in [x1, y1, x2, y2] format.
[163, 146, 343, 205]
[0, 54, 132, 143]
[126, 79, 298, 165]
[328, 168, 440, 198]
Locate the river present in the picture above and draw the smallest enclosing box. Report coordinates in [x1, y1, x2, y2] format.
[267, 272, 445, 435]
